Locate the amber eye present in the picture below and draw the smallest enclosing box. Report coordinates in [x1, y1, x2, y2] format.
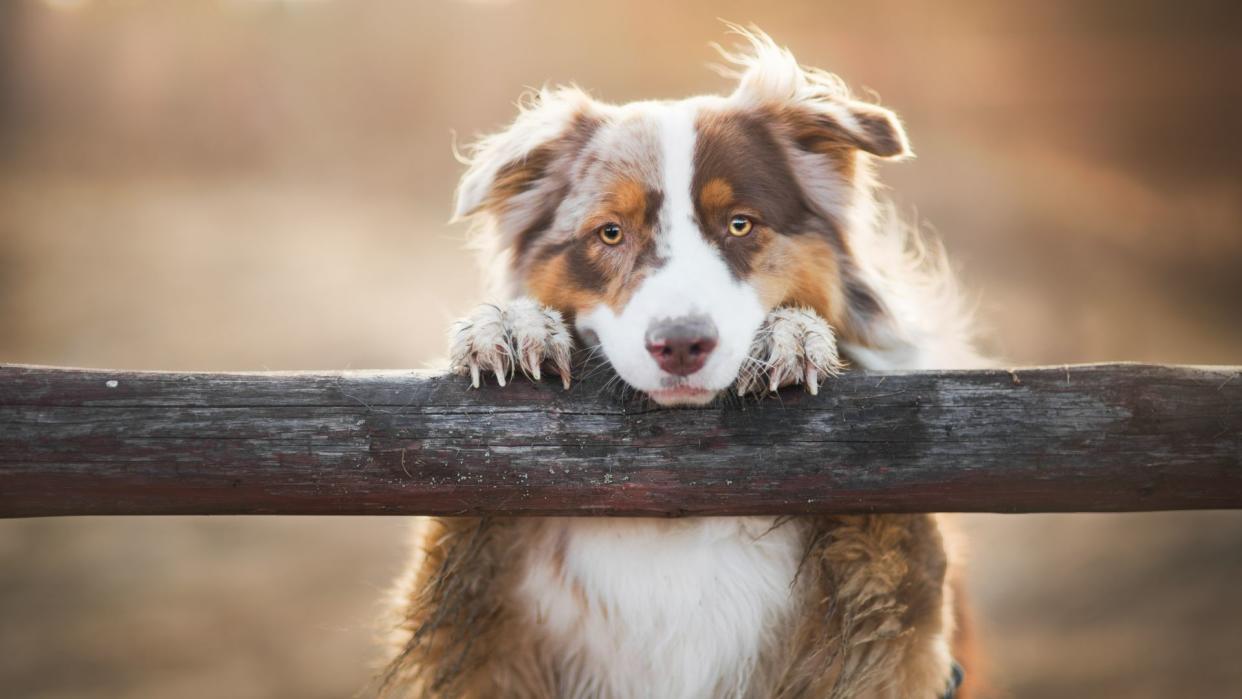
[598, 222, 624, 245]
[728, 215, 754, 237]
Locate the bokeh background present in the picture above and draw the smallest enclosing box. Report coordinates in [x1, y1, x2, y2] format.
[2, 1, 1240, 697]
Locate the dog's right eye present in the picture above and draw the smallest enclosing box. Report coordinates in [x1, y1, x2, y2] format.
[597, 223, 624, 245]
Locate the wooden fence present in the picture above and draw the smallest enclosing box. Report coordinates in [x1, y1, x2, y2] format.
[1, 363, 1238, 518]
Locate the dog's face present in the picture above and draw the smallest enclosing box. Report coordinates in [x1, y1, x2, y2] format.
[455, 34, 909, 405]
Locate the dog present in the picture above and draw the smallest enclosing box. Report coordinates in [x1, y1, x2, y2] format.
[383, 27, 982, 699]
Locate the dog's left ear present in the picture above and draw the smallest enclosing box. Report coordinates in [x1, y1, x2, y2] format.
[791, 100, 911, 160]
[722, 26, 911, 161]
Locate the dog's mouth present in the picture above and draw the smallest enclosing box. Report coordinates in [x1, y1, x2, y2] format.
[646, 385, 718, 406]
[645, 370, 736, 406]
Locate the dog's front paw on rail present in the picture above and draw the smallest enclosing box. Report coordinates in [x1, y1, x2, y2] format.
[736, 307, 842, 396]
[449, 297, 574, 389]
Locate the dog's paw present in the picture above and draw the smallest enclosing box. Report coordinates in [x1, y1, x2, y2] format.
[736, 307, 842, 396]
[449, 298, 573, 389]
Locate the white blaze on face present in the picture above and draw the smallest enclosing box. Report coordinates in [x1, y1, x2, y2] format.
[577, 100, 767, 404]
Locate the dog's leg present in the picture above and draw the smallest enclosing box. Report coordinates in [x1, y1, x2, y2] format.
[383, 518, 556, 699]
[771, 514, 959, 699]
[736, 306, 843, 396]
[449, 297, 573, 389]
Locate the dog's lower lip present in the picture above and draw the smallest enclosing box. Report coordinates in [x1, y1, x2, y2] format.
[649, 387, 715, 403]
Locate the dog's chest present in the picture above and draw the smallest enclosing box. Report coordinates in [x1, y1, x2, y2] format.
[518, 517, 805, 699]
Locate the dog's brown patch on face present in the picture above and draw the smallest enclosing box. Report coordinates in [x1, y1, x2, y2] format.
[527, 253, 604, 313]
[747, 233, 889, 346]
[694, 110, 817, 236]
[692, 111, 824, 281]
[694, 174, 770, 277]
[692, 109, 868, 331]
[525, 174, 663, 316]
[749, 235, 852, 330]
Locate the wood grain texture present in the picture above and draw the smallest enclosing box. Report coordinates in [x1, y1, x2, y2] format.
[1, 363, 1239, 518]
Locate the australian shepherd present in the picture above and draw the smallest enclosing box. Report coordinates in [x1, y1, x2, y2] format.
[383, 27, 982, 699]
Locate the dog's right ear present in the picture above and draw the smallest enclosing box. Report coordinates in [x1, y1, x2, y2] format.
[453, 87, 604, 223]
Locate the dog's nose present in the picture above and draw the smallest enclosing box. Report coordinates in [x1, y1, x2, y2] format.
[645, 315, 719, 376]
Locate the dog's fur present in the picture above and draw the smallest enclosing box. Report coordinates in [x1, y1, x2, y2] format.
[383, 28, 983, 699]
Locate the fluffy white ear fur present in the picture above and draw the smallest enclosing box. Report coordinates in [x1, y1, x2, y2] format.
[452, 86, 600, 221]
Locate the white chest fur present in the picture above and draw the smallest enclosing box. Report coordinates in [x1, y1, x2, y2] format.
[518, 517, 805, 699]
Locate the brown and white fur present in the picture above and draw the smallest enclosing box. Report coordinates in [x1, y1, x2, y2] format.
[384, 28, 983, 699]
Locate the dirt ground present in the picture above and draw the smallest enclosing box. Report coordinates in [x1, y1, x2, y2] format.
[2, 2, 1240, 697]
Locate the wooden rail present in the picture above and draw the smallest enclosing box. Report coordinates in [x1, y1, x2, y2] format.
[0, 363, 1238, 518]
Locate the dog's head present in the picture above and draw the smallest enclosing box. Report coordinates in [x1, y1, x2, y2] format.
[455, 30, 910, 405]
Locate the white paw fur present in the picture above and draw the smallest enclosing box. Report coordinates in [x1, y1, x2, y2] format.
[449, 298, 574, 389]
[736, 307, 843, 396]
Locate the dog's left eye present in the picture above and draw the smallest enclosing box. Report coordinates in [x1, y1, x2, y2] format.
[728, 215, 754, 237]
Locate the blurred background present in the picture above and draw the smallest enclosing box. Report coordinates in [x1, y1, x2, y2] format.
[1, 1, 1240, 697]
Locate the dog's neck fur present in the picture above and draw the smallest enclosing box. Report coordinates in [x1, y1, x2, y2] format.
[517, 517, 804, 699]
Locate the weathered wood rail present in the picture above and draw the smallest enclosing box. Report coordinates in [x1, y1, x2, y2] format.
[0, 363, 1238, 518]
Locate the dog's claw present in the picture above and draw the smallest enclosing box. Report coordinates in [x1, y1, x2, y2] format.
[449, 298, 574, 389]
[551, 353, 573, 390]
[738, 307, 842, 397]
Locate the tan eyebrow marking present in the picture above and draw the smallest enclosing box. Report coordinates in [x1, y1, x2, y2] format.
[698, 178, 734, 212]
[609, 178, 649, 221]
